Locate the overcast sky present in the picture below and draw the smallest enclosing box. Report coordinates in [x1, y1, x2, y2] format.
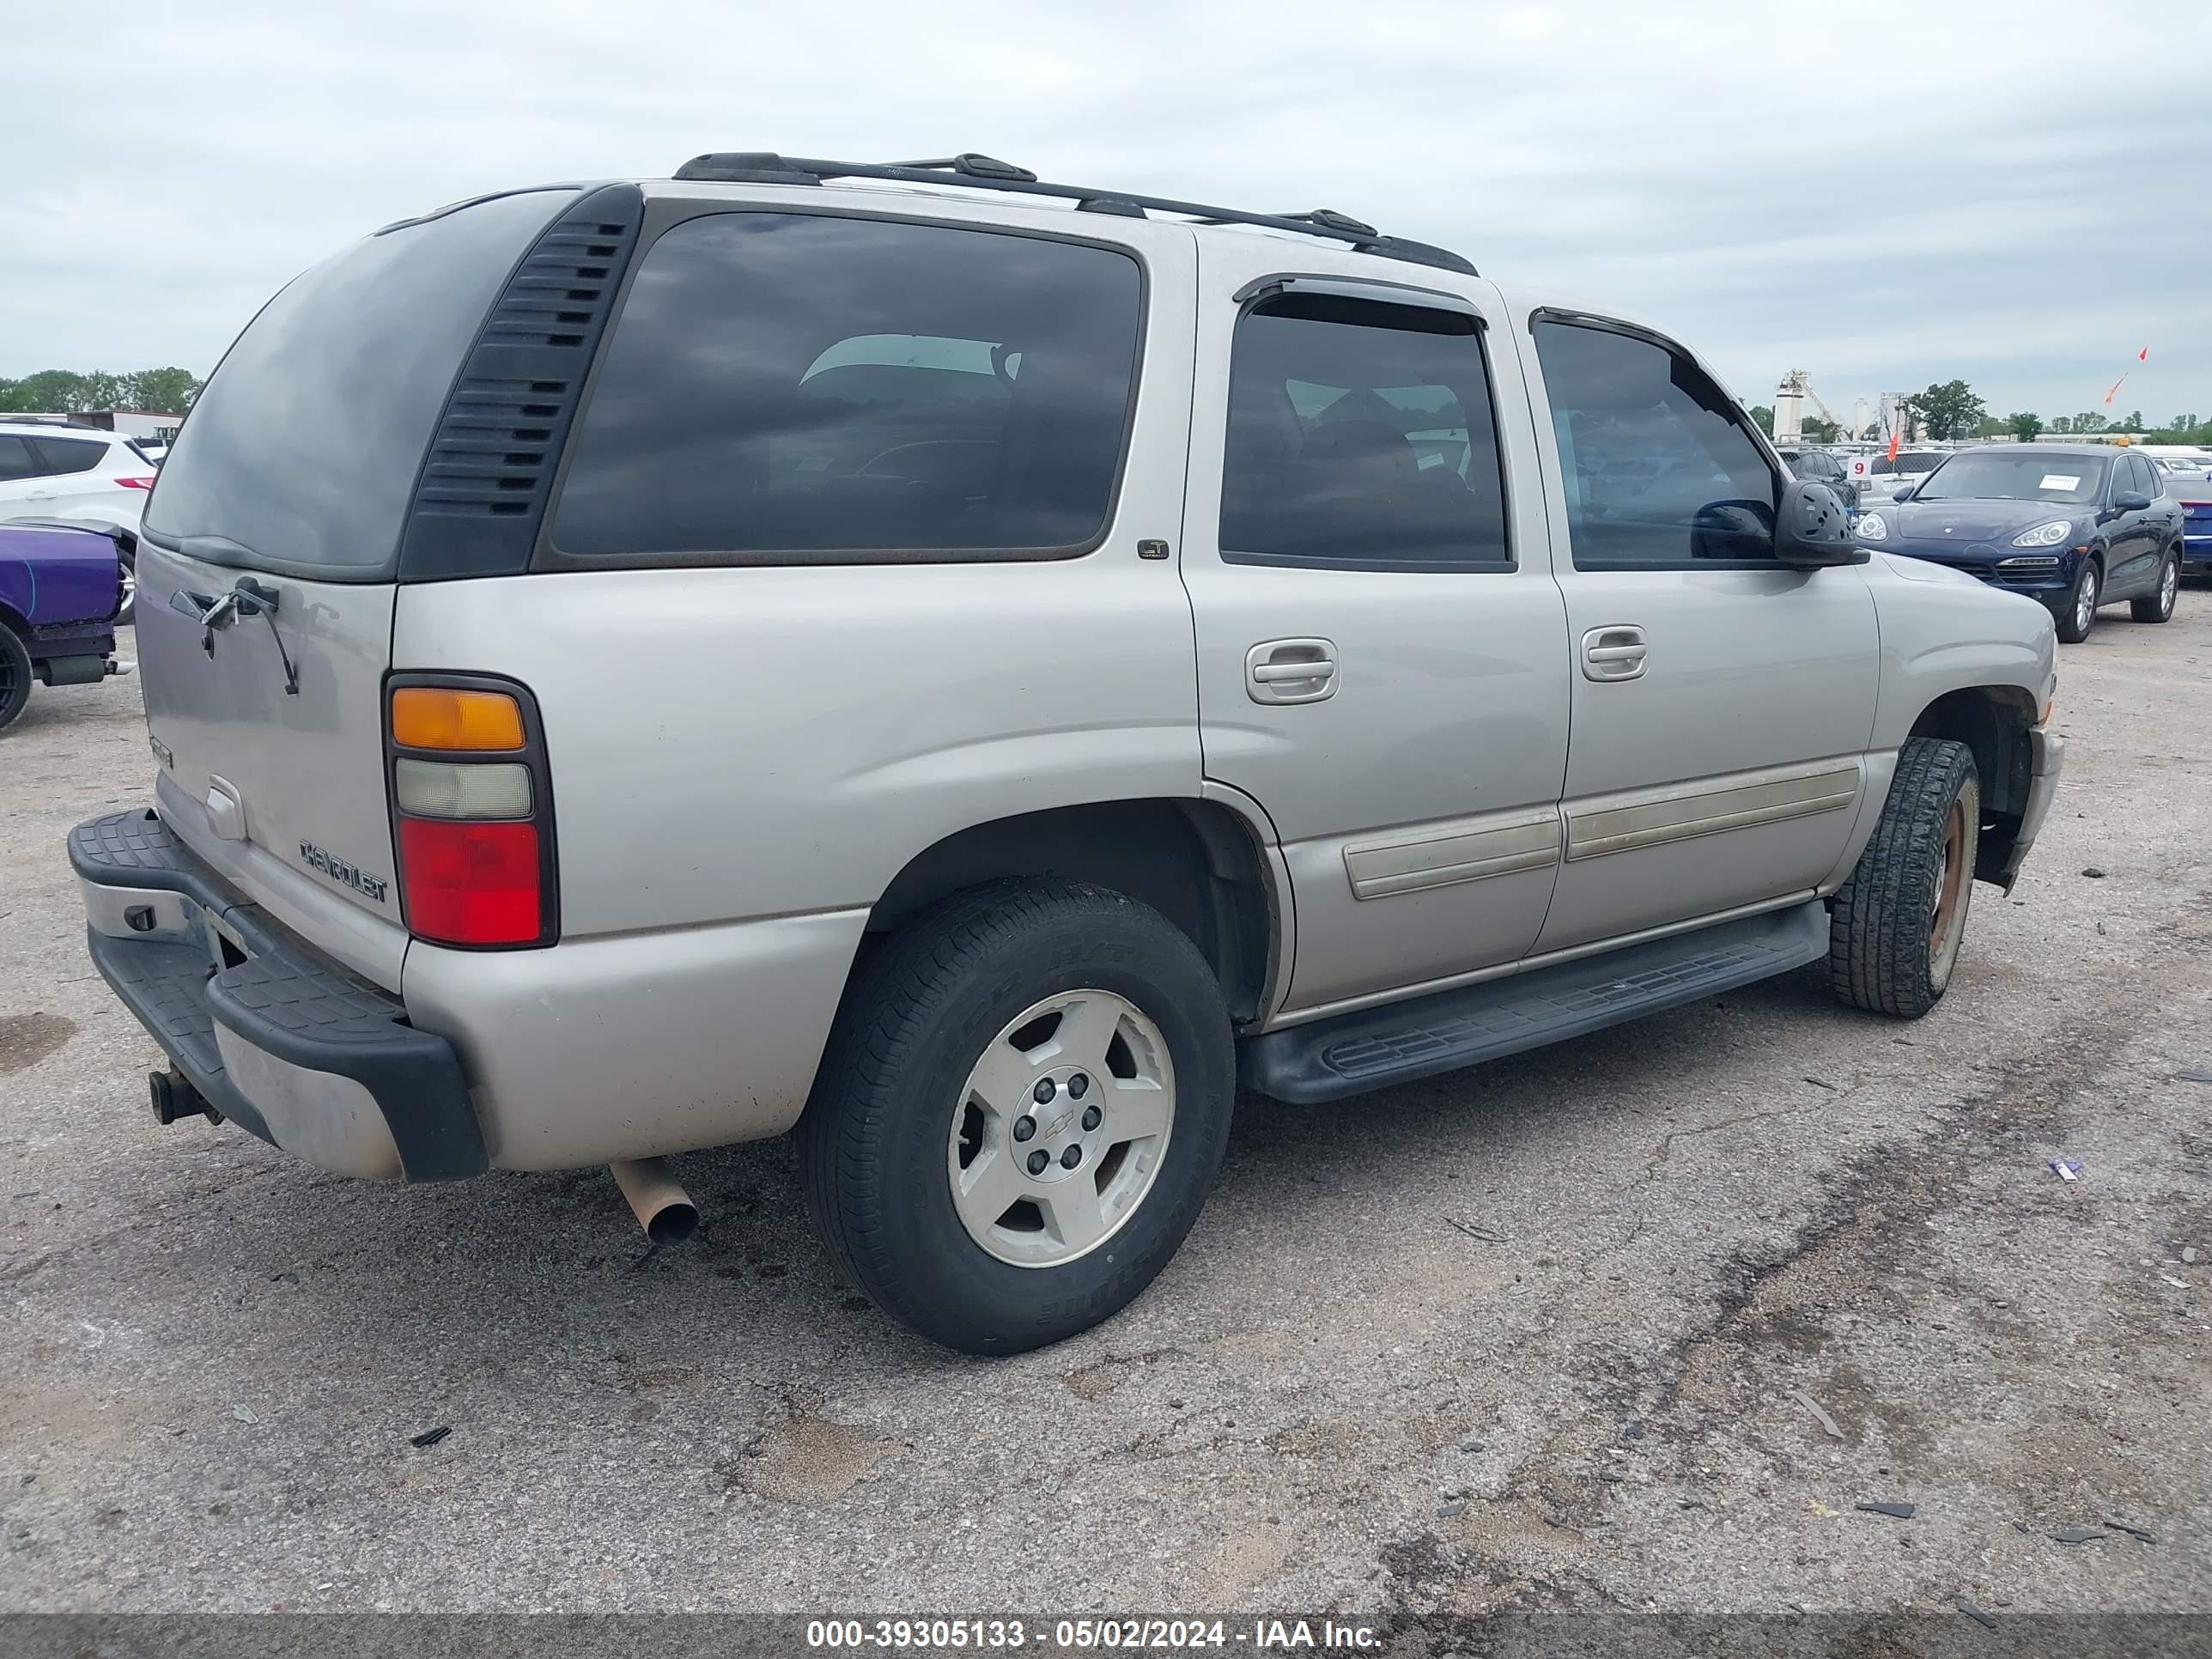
[12, 2, 2210, 424]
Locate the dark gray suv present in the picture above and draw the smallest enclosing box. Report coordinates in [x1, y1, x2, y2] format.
[1778, 446, 1859, 509]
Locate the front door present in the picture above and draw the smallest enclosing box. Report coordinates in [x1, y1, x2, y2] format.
[2107, 452, 2161, 596]
[1511, 313, 1880, 954]
[1179, 247, 1570, 1018]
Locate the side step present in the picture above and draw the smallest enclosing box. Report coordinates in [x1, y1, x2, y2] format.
[1239, 900, 1830, 1104]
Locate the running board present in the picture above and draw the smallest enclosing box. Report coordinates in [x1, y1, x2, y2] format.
[1239, 901, 1829, 1104]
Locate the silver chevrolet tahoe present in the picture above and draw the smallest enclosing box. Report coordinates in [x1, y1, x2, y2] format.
[72, 152, 2062, 1353]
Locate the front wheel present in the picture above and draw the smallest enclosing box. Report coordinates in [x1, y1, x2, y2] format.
[800, 878, 1235, 1354]
[0, 625, 33, 732]
[1827, 737, 1979, 1018]
[2055, 558, 2100, 643]
[2131, 546, 2179, 623]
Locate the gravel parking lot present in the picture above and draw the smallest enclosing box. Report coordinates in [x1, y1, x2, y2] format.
[3, 599, 2209, 1632]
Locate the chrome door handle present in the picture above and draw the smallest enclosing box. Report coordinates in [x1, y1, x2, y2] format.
[1581, 624, 1648, 682]
[1247, 638, 1338, 704]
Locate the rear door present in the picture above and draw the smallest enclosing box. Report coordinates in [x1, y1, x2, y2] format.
[0, 434, 48, 515]
[134, 185, 595, 987]
[25, 433, 143, 519]
[1179, 245, 1569, 1017]
[1513, 310, 1879, 953]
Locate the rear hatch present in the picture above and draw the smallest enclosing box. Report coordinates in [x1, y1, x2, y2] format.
[134, 185, 602, 988]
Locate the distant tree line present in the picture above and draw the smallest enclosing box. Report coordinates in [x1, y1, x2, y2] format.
[1757, 380, 2209, 450]
[0, 368, 204, 416]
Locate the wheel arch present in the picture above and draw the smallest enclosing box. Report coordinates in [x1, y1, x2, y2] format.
[864, 796, 1285, 1027]
[1905, 685, 2038, 883]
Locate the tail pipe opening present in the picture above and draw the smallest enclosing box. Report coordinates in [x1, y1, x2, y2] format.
[608, 1158, 698, 1244]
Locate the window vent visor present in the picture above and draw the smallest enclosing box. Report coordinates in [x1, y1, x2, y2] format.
[398, 182, 645, 581]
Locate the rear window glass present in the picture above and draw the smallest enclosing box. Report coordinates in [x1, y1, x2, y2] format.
[550, 213, 1143, 560]
[143, 188, 572, 574]
[0, 436, 39, 481]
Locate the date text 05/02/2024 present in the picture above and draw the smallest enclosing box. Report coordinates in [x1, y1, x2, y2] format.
[804, 1618, 1385, 1650]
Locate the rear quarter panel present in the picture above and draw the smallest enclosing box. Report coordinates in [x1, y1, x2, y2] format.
[0, 527, 119, 626]
[388, 211, 1205, 1165]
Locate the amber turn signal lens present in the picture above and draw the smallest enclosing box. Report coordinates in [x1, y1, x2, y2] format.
[391, 687, 525, 751]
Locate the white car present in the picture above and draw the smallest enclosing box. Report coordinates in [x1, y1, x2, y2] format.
[1846, 447, 1948, 501]
[0, 421, 156, 522]
[0, 421, 158, 622]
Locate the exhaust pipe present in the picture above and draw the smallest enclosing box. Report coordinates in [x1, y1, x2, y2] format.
[607, 1158, 698, 1244]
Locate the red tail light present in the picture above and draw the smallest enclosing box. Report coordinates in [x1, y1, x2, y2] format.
[385, 677, 557, 948]
[397, 818, 542, 945]
[114, 476, 157, 489]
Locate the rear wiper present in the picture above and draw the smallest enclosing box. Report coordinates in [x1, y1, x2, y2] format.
[170, 577, 300, 696]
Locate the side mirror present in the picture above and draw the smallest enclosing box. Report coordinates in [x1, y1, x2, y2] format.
[1776, 479, 1863, 568]
[1893, 486, 1915, 502]
[2113, 489, 2153, 512]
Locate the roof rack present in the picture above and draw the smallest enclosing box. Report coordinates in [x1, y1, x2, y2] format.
[669, 151, 1476, 276]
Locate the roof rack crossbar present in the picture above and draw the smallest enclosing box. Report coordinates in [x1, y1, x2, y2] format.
[670, 152, 1476, 276]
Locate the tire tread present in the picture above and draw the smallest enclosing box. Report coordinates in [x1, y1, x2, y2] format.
[1827, 737, 1977, 1018]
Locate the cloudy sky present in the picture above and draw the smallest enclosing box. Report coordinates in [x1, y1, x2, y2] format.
[13, 2, 2210, 424]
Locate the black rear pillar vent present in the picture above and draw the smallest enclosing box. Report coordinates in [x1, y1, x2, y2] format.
[397, 182, 645, 580]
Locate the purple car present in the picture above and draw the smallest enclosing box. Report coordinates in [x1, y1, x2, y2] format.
[0, 521, 127, 732]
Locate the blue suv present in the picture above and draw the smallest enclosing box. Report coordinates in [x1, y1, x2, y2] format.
[1855, 445, 2185, 642]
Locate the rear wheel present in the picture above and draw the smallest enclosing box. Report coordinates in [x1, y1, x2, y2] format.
[116, 546, 137, 628]
[2055, 559, 2100, 643]
[2131, 545, 2179, 623]
[0, 625, 33, 732]
[1827, 737, 1979, 1018]
[800, 878, 1235, 1354]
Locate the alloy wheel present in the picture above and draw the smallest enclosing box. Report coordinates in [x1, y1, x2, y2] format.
[945, 989, 1176, 1268]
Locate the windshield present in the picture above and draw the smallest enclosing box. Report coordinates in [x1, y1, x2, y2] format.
[1915, 453, 2107, 505]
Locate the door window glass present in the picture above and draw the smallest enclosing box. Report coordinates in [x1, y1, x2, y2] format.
[1533, 320, 1780, 567]
[1219, 292, 1510, 569]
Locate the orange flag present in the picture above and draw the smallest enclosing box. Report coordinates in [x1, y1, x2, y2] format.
[1887, 424, 1900, 462]
[2105, 374, 2128, 405]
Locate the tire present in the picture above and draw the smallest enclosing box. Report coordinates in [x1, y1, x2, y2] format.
[2054, 558, 2100, 643]
[116, 546, 137, 629]
[1826, 737, 1979, 1018]
[800, 878, 1236, 1354]
[0, 624, 33, 732]
[2131, 545, 2179, 623]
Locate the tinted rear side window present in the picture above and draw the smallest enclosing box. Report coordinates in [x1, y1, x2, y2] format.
[550, 213, 1143, 560]
[1219, 294, 1510, 569]
[29, 435, 106, 476]
[0, 436, 40, 481]
[143, 188, 573, 575]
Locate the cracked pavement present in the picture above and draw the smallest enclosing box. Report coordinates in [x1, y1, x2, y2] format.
[3, 597, 2209, 1635]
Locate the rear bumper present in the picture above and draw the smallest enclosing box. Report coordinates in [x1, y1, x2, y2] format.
[70, 809, 484, 1182]
[2183, 524, 2212, 565]
[1997, 724, 2064, 893]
